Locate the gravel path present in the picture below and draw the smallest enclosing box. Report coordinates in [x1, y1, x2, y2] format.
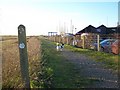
[61, 49, 118, 88]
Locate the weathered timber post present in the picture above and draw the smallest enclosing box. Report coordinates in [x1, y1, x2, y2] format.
[63, 37, 65, 44]
[54, 36, 55, 42]
[59, 36, 60, 43]
[97, 34, 100, 51]
[18, 25, 30, 88]
[73, 36, 75, 46]
[82, 36, 85, 49]
[67, 37, 69, 45]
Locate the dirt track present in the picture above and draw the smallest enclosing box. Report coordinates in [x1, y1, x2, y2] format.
[61, 49, 118, 88]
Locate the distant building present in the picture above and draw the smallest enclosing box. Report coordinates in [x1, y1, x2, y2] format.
[76, 25, 96, 35]
[106, 27, 117, 34]
[116, 25, 120, 33]
[96, 25, 116, 34]
[75, 24, 117, 35]
[96, 25, 107, 34]
[62, 33, 74, 37]
[48, 32, 57, 36]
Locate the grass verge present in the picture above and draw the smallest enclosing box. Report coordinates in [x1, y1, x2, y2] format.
[65, 45, 119, 71]
[40, 39, 97, 88]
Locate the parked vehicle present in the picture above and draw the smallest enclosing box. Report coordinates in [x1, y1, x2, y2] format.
[90, 39, 116, 53]
[111, 40, 120, 54]
[90, 39, 104, 49]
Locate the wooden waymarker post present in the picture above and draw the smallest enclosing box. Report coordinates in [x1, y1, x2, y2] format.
[18, 25, 30, 88]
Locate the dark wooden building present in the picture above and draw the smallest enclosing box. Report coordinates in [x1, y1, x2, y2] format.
[76, 25, 117, 35]
[76, 25, 96, 35]
[96, 25, 117, 34]
[116, 25, 120, 33]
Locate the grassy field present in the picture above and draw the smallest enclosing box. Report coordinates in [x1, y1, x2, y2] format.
[65, 45, 119, 71]
[2, 36, 41, 88]
[41, 39, 97, 88]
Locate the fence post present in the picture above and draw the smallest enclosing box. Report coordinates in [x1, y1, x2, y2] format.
[97, 34, 100, 51]
[67, 37, 69, 44]
[63, 37, 65, 44]
[18, 25, 30, 88]
[73, 36, 75, 46]
[54, 36, 55, 42]
[59, 36, 60, 43]
[82, 36, 85, 49]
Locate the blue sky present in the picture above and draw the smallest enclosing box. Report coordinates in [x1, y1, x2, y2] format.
[37, 2, 118, 25]
[0, 0, 119, 35]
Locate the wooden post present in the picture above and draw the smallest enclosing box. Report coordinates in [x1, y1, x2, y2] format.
[57, 36, 58, 42]
[18, 25, 30, 88]
[73, 36, 75, 46]
[52, 36, 54, 41]
[67, 37, 69, 44]
[82, 36, 85, 49]
[50, 36, 52, 41]
[59, 36, 60, 43]
[55, 36, 56, 42]
[97, 34, 100, 51]
[63, 37, 65, 44]
[54, 36, 55, 42]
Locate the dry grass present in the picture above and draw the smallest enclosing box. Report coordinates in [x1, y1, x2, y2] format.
[0, 36, 2, 89]
[2, 36, 41, 88]
[27, 37, 41, 81]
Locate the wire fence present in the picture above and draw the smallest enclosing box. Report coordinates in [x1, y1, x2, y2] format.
[47, 33, 120, 53]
